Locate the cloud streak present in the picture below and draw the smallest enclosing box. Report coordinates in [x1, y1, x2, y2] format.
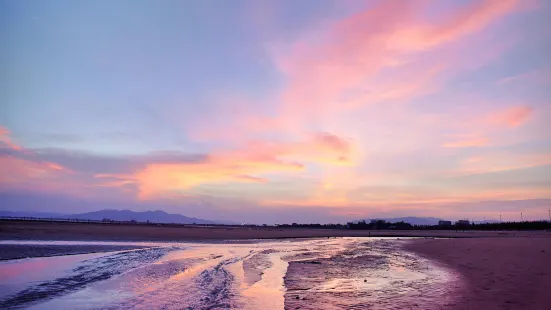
[96, 132, 355, 199]
[485, 105, 533, 128]
[0, 127, 23, 151]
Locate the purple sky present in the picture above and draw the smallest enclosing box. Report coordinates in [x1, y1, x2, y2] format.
[1, 0, 550, 223]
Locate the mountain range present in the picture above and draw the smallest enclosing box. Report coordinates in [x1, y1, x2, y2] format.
[0, 209, 237, 225]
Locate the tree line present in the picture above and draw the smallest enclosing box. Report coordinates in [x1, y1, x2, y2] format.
[348, 220, 551, 230]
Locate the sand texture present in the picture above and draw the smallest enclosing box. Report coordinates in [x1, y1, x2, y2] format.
[406, 237, 551, 310]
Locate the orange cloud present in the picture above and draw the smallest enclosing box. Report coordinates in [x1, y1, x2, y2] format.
[235, 175, 268, 183]
[113, 159, 303, 200]
[97, 132, 356, 199]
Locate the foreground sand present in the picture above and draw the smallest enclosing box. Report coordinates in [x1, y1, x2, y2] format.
[2, 220, 550, 241]
[405, 237, 551, 310]
[2, 221, 550, 309]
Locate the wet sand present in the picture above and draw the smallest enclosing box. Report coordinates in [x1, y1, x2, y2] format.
[284, 239, 458, 309]
[405, 237, 551, 310]
[0, 244, 151, 260]
[1, 235, 550, 309]
[0, 238, 456, 309]
[2, 220, 549, 241]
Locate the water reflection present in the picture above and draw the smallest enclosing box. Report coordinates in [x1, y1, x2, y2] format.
[0, 252, 108, 300]
[0, 238, 460, 309]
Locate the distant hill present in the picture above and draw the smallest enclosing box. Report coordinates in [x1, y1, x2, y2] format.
[0, 209, 236, 225]
[68, 209, 222, 225]
[355, 216, 444, 226]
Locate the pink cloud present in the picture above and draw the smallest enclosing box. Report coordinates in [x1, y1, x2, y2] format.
[276, 0, 523, 116]
[260, 187, 551, 209]
[455, 152, 551, 175]
[0, 155, 74, 189]
[189, 0, 531, 149]
[0, 126, 23, 151]
[184, 0, 526, 154]
[438, 104, 536, 149]
[0, 127, 83, 194]
[442, 136, 489, 148]
[386, 0, 521, 52]
[485, 105, 533, 128]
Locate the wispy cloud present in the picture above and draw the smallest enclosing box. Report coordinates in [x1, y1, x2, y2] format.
[384, 0, 522, 51]
[274, 0, 523, 116]
[442, 136, 489, 148]
[456, 153, 551, 175]
[0, 126, 23, 151]
[495, 67, 551, 86]
[484, 105, 533, 128]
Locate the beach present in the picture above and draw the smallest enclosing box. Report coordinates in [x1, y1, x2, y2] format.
[1, 221, 550, 309]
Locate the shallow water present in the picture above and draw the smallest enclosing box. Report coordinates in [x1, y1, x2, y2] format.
[0, 238, 460, 309]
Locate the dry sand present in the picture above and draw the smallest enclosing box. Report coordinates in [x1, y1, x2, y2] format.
[405, 237, 551, 310]
[2, 220, 549, 241]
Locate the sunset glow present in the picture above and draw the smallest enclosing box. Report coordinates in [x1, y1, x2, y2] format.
[1, 0, 550, 223]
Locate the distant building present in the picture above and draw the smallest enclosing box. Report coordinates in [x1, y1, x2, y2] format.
[438, 220, 452, 226]
[456, 220, 470, 226]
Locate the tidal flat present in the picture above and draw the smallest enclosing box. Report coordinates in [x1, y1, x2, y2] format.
[0, 238, 456, 309]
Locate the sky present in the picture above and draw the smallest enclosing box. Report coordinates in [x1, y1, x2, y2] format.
[1, 0, 551, 224]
